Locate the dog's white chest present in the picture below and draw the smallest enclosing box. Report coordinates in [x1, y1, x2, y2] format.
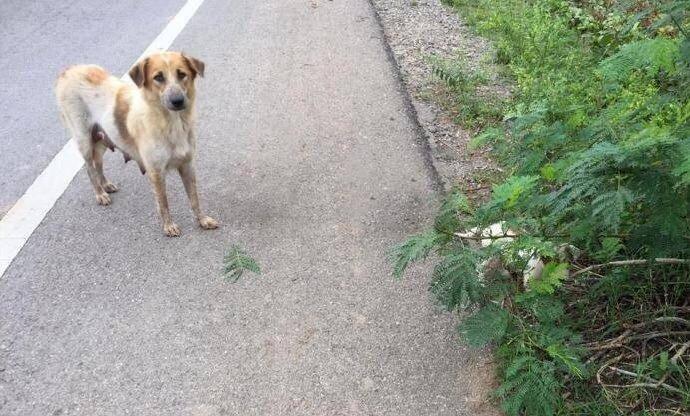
[170, 137, 191, 161]
[166, 118, 193, 166]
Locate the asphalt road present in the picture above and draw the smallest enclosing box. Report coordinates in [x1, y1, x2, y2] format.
[0, 1, 491, 414]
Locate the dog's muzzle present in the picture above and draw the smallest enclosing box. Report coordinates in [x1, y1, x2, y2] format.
[163, 88, 187, 111]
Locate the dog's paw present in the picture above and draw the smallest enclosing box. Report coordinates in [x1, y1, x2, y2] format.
[199, 216, 219, 230]
[95, 193, 112, 206]
[103, 182, 119, 193]
[163, 222, 182, 237]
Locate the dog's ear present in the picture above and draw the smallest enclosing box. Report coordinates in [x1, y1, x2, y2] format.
[182, 54, 205, 78]
[128, 57, 149, 88]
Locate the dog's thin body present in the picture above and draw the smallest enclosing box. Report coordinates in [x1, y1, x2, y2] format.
[55, 52, 218, 236]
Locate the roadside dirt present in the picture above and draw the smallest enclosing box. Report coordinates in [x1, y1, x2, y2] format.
[368, 0, 505, 414]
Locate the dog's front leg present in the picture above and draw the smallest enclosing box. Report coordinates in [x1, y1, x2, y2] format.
[178, 161, 218, 230]
[147, 169, 181, 237]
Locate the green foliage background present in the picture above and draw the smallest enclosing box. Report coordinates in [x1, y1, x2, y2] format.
[394, 0, 690, 414]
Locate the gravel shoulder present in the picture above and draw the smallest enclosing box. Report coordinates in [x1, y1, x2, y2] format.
[368, 0, 502, 190]
[368, 0, 506, 414]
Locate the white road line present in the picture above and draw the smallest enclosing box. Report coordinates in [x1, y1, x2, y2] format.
[0, 0, 206, 278]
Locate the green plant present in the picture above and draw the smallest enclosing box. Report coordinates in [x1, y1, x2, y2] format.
[429, 56, 504, 129]
[222, 245, 261, 281]
[397, 0, 690, 413]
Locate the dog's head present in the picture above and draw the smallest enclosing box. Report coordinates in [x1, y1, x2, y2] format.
[128, 51, 204, 112]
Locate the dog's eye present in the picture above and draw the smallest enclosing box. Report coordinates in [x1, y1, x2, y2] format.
[177, 70, 187, 80]
[153, 73, 165, 83]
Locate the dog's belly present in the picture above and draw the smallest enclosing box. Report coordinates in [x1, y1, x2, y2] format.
[96, 117, 146, 173]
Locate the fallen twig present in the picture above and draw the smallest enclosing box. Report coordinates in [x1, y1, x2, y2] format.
[453, 231, 515, 241]
[587, 329, 632, 352]
[571, 258, 689, 278]
[671, 342, 690, 365]
[597, 353, 624, 387]
[656, 317, 690, 327]
[628, 331, 690, 342]
[607, 366, 688, 397]
[617, 317, 690, 332]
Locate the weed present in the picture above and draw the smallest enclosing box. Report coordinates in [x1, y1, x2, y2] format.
[429, 56, 505, 129]
[222, 245, 261, 282]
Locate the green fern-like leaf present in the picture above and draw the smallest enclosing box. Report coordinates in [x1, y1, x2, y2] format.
[391, 230, 441, 279]
[496, 355, 560, 416]
[432, 58, 468, 88]
[593, 237, 623, 262]
[673, 141, 690, 185]
[600, 38, 680, 83]
[459, 304, 510, 347]
[430, 250, 482, 309]
[222, 245, 261, 282]
[490, 175, 539, 209]
[591, 187, 634, 234]
[547, 142, 623, 215]
[530, 296, 565, 324]
[469, 127, 504, 150]
[434, 190, 471, 234]
[502, 236, 557, 268]
[546, 343, 585, 378]
[529, 262, 568, 295]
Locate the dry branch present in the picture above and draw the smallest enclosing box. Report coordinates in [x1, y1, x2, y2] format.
[571, 258, 689, 278]
[607, 366, 688, 397]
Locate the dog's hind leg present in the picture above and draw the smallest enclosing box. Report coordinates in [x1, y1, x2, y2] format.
[92, 142, 118, 193]
[75, 137, 111, 206]
[58, 107, 111, 206]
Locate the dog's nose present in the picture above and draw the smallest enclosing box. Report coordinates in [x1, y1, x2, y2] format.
[171, 97, 185, 109]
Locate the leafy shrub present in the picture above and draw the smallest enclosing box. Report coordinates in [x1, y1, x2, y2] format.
[398, 0, 690, 414]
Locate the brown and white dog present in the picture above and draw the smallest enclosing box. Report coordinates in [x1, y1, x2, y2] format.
[55, 51, 218, 237]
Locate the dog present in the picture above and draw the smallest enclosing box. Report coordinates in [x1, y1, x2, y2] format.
[55, 51, 218, 237]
